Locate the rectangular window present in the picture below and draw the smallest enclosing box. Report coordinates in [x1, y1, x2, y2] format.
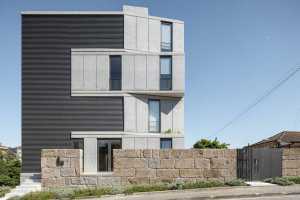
[161, 22, 172, 51]
[149, 99, 160, 132]
[110, 55, 122, 90]
[160, 56, 172, 90]
[160, 138, 172, 149]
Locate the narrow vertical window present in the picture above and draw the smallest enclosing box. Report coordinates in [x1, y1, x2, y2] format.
[160, 56, 172, 90]
[110, 55, 121, 90]
[161, 22, 172, 51]
[160, 138, 172, 149]
[149, 99, 160, 132]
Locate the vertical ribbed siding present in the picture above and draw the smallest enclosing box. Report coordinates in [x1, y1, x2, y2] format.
[22, 15, 124, 173]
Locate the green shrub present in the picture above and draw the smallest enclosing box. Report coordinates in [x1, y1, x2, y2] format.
[0, 186, 11, 197]
[72, 187, 113, 198]
[124, 184, 169, 194]
[284, 176, 300, 184]
[193, 138, 229, 149]
[264, 177, 294, 186]
[182, 180, 225, 189]
[0, 157, 21, 186]
[225, 179, 248, 186]
[16, 191, 56, 200]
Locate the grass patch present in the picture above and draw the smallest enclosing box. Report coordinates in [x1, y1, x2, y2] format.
[264, 177, 294, 186]
[225, 179, 248, 186]
[8, 179, 248, 200]
[124, 184, 169, 194]
[283, 176, 300, 184]
[0, 186, 11, 197]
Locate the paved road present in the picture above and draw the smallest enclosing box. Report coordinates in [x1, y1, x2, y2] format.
[224, 194, 300, 200]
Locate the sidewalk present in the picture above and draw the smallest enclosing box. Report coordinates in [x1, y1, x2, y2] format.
[87, 185, 300, 200]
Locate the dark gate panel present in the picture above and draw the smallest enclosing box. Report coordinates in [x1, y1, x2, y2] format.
[237, 148, 282, 181]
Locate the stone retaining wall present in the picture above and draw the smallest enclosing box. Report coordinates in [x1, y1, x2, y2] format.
[41, 149, 237, 188]
[282, 149, 300, 176]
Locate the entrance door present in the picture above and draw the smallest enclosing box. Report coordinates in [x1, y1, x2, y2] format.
[98, 139, 121, 172]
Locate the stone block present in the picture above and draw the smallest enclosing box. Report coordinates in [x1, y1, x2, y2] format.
[41, 149, 57, 158]
[211, 158, 230, 169]
[42, 178, 65, 188]
[152, 150, 160, 158]
[113, 168, 135, 177]
[61, 157, 70, 168]
[41, 157, 56, 168]
[171, 150, 193, 159]
[143, 150, 152, 158]
[192, 149, 204, 157]
[60, 168, 76, 177]
[114, 150, 142, 158]
[127, 177, 150, 184]
[204, 169, 221, 178]
[283, 160, 300, 169]
[70, 158, 80, 170]
[179, 169, 204, 178]
[80, 176, 97, 185]
[159, 159, 175, 169]
[135, 169, 156, 178]
[156, 169, 179, 179]
[65, 149, 80, 158]
[195, 158, 210, 169]
[98, 176, 121, 187]
[175, 159, 194, 169]
[203, 149, 218, 159]
[114, 158, 147, 168]
[159, 150, 172, 159]
[148, 158, 160, 168]
[42, 168, 60, 179]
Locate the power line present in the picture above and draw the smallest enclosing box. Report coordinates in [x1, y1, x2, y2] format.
[210, 66, 300, 138]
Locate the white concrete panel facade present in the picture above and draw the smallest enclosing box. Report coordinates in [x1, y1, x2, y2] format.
[134, 55, 147, 90]
[173, 137, 185, 149]
[172, 55, 185, 91]
[84, 138, 97, 173]
[96, 55, 109, 91]
[71, 55, 84, 90]
[136, 96, 148, 132]
[148, 18, 160, 52]
[122, 55, 135, 90]
[136, 17, 149, 51]
[146, 55, 159, 90]
[124, 15, 136, 50]
[83, 55, 97, 90]
[173, 98, 184, 134]
[124, 96, 136, 132]
[173, 22, 184, 53]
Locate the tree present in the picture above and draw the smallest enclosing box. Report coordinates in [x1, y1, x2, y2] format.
[193, 138, 229, 149]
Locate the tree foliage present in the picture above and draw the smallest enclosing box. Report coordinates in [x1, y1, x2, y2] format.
[0, 150, 21, 186]
[193, 138, 229, 149]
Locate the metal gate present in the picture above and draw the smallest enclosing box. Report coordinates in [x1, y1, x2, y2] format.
[237, 148, 282, 181]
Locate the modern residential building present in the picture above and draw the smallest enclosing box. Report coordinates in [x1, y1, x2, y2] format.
[22, 5, 185, 178]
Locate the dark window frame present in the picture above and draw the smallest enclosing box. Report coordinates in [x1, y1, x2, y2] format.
[148, 99, 161, 133]
[160, 138, 173, 149]
[160, 56, 172, 90]
[109, 55, 122, 91]
[161, 21, 173, 52]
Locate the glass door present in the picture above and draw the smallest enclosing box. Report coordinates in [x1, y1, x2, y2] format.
[97, 139, 121, 172]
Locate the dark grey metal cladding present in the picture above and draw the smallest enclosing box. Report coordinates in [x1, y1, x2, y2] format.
[22, 14, 124, 173]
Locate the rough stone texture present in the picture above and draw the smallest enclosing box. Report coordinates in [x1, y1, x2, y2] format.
[282, 149, 300, 176]
[42, 149, 237, 188]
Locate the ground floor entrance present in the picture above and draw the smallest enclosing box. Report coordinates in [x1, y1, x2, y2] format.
[97, 138, 122, 172]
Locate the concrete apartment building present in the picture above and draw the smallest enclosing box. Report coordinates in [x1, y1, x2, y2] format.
[22, 5, 185, 179]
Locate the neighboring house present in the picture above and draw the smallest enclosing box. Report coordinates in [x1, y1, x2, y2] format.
[22, 5, 185, 179]
[250, 131, 300, 148]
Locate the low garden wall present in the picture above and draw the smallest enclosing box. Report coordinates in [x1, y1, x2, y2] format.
[282, 149, 300, 176]
[41, 149, 237, 188]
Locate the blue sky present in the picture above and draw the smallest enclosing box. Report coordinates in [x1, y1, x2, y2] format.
[1, 0, 300, 148]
